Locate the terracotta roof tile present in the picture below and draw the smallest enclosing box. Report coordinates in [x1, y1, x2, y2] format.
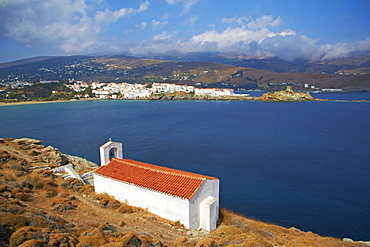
[94, 158, 218, 200]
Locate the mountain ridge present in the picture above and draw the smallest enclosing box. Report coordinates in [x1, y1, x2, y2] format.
[1, 53, 369, 92]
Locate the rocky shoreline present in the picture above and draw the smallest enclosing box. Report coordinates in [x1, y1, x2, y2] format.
[1, 87, 370, 105]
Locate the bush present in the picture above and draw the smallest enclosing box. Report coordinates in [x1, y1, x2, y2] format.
[24, 173, 47, 189]
[45, 188, 58, 198]
[18, 239, 45, 247]
[20, 180, 33, 189]
[60, 179, 84, 191]
[0, 184, 7, 192]
[28, 216, 50, 228]
[107, 200, 121, 210]
[3, 172, 16, 181]
[0, 203, 26, 214]
[60, 192, 70, 198]
[48, 233, 77, 247]
[51, 199, 77, 212]
[117, 204, 135, 214]
[1, 214, 29, 229]
[11, 188, 22, 196]
[9, 227, 44, 247]
[75, 184, 94, 197]
[15, 192, 29, 201]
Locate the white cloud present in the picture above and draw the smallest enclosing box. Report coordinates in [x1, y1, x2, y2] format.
[222, 16, 250, 25]
[247, 15, 283, 29]
[166, 0, 201, 13]
[152, 20, 169, 28]
[153, 31, 178, 41]
[95, 1, 149, 26]
[136, 22, 148, 29]
[0, 0, 149, 54]
[187, 16, 198, 26]
[129, 15, 370, 61]
[221, 15, 283, 29]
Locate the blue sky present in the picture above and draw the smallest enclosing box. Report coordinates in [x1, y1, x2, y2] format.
[0, 0, 369, 63]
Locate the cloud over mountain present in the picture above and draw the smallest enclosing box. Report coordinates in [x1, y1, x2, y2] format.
[130, 15, 370, 61]
[0, 0, 369, 62]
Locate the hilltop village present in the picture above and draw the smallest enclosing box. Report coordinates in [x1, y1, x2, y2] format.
[0, 78, 330, 103]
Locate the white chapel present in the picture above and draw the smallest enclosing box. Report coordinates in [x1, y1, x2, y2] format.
[93, 139, 220, 231]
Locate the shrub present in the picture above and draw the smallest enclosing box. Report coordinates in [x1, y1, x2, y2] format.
[60, 192, 69, 198]
[15, 192, 28, 201]
[18, 239, 45, 247]
[60, 178, 84, 191]
[119, 232, 141, 246]
[10, 164, 25, 171]
[194, 237, 216, 247]
[3, 172, 16, 181]
[107, 200, 121, 210]
[9, 227, 44, 247]
[45, 188, 58, 198]
[11, 188, 22, 196]
[0, 203, 26, 214]
[28, 216, 50, 228]
[117, 204, 134, 214]
[40, 170, 55, 178]
[49, 233, 77, 247]
[20, 180, 33, 189]
[51, 199, 77, 212]
[0, 184, 7, 192]
[75, 184, 95, 197]
[1, 214, 29, 229]
[24, 173, 47, 189]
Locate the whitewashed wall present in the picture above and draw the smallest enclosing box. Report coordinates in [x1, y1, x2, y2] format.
[99, 141, 123, 166]
[94, 174, 191, 228]
[189, 179, 219, 231]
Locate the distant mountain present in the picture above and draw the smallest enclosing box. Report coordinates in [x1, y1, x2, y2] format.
[136, 51, 370, 74]
[0, 56, 57, 69]
[1, 53, 369, 92]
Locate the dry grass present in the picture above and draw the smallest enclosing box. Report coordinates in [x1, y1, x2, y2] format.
[3, 171, 16, 181]
[213, 209, 369, 247]
[1, 214, 29, 229]
[24, 173, 48, 189]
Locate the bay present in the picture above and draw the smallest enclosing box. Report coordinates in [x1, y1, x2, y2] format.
[1, 96, 369, 240]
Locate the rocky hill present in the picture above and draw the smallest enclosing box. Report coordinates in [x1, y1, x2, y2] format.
[0, 138, 369, 246]
[1, 54, 370, 92]
[257, 86, 317, 102]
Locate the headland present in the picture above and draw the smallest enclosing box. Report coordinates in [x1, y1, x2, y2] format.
[1, 137, 369, 246]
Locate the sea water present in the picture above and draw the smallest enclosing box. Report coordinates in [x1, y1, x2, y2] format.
[1, 95, 369, 240]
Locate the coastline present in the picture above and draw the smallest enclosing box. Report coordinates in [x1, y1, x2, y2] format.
[1, 95, 369, 106]
[0, 98, 95, 106]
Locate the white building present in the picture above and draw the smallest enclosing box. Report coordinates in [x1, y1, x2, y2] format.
[93, 140, 219, 231]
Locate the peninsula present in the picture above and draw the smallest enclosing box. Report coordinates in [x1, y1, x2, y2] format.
[1, 137, 369, 246]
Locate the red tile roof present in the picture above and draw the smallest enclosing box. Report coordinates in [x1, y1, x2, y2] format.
[94, 158, 218, 200]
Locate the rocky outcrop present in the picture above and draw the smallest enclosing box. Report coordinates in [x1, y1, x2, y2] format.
[148, 92, 254, 101]
[0, 138, 97, 170]
[256, 86, 317, 102]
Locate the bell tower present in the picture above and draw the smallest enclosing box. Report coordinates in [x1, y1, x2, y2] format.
[99, 138, 123, 166]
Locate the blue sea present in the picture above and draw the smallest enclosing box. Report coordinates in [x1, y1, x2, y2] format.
[1, 93, 369, 240]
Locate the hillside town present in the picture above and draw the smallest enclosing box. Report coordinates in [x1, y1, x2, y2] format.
[65, 81, 245, 99]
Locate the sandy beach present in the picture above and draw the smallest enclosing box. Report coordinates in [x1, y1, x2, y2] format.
[0, 99, 96, 106]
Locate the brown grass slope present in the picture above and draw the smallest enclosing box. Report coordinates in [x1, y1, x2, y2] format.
[0, 138, 368, 247]
[237, 68, 370, 91]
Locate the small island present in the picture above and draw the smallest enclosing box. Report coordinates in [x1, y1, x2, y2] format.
[256, 86, 317, 102]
